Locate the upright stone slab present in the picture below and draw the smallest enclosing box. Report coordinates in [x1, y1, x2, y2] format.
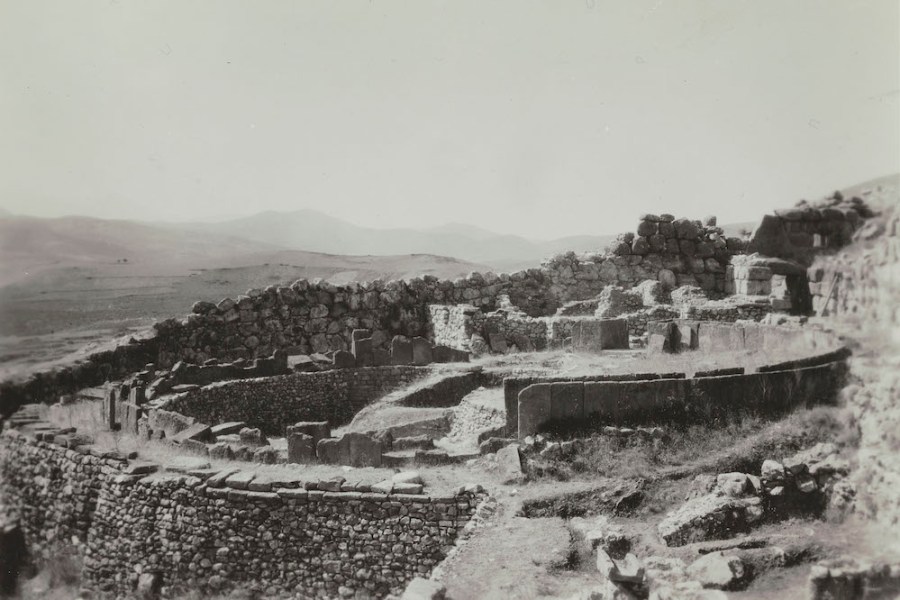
[333, 350, 356, 369]
[571, 321, 605, 353]
[287, 433, 316, 464]
[648, 321, 679, 353]
[103, 387, 117, 430]
[676, 321, 699, 351]
[316, 437, 350, 465]
[353, 337, 375, 367]
[373, 348, 391, 366]
[119, 402, 142, 435]
[391, 335, 414, 365]
[412, 337, 433, 366]
[550, 382, 585, 423]
[599, 318, 629, 349]
[346, 432, 383, 467]
[698, 323, 744, 352]
[129, 385, 146, 406]
[584, 382, 624, 421]
[518, 383, 552, 438]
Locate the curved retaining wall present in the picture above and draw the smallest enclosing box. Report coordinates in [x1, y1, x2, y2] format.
[506, 323, 850, 437]
[0, 422, 482, 599]
[157, 366, 429, 436]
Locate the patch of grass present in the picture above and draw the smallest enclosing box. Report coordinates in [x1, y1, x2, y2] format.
[527, 406, 851, 484]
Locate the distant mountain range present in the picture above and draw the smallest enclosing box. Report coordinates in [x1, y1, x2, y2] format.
[174, 209, 621, 272]
[0, 205, 767, 288]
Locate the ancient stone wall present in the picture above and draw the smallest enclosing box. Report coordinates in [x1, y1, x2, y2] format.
[158, 366, 429, 436]
[0, 426, 482, 600]
[150, 214, 745, 368]
[505, 322, 849, 435]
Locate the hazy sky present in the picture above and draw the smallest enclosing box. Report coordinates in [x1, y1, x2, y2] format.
[1, 0, 898, 239]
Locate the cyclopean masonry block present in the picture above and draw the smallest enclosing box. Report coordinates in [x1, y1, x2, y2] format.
[518, 383, 552, 438]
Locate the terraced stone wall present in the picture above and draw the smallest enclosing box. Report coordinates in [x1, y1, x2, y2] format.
[0, 426, 482, 600]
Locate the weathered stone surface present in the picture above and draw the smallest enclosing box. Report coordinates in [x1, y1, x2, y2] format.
[401, 577, 446, 600]
[518, 383, 551, 438]
[287, 421, 331, 445]
[210, 421, 245, 437]
[391, 336, 413, 365]
[657, 494, 763, 546]
[333, 350, 356, 369]
[352, 337, 374, 367]
[550, 382, 584, 422]
[316, 437, 350, 465]
[170, 422, 212, 444]
[495, 444, 524, 484]
[345, 432, 383, 467]
[687, 552, 746, 590]
[412, 337, 433, 365]
[287, 433, 315, 464]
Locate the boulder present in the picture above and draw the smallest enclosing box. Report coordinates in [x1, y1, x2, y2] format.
[400, 578, 446, 600]
[657, 494, 763, 547]
[687, 552, 746, 590]
[495, 444, 524, 484]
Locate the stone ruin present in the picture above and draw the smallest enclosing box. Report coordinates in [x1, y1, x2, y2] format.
[1, 187, 898, 600]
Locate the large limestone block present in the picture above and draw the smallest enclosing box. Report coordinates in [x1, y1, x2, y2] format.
[412, 337, 433, 365]
[391, 335, 414, 365]
[600, 318, 629, 349]
[346, 432, 383, 467]
[287, 433, 316, 464]
[697, 323, 744, 352]
[550, 382, 585, 423]
[496, 444, 524, 484]
[747, 214, 795, 259]
[171, 423, 212, 444]
[353, 336, 375, 367]
[518, 383, 552, 438]
[103, 387, 117, 430]
[288, 421, 330, 445]
[657, 494, 762, 546]
[584, 382, 624, 421]
[316, 437, 350, 465]
[687, 552, 746, 590]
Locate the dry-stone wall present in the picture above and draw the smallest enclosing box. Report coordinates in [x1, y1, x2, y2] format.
[0, 421, 484, 600]
[748, 191, 871, 263]
[150, 214, 746, 368]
